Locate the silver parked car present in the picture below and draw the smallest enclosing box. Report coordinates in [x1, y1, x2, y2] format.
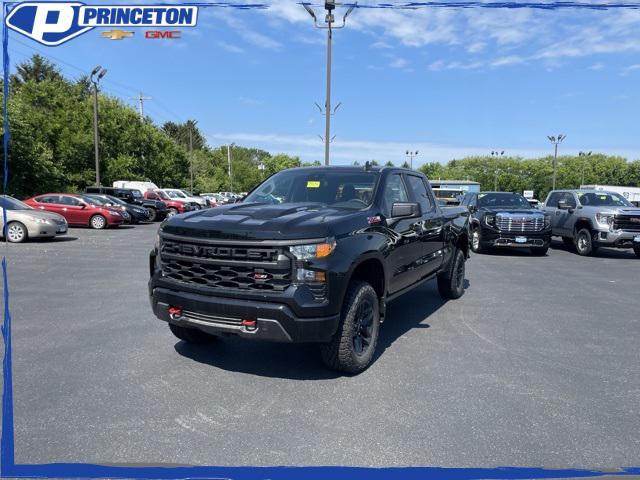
[0, 195, 68, 243]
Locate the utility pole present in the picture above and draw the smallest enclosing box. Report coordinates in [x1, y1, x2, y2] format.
[227, 143, 235, 193]
[130, 92, 152, 120]
[578, 151, 592, 187]
[189, 127, 194, 194]
[303, 1, 356, 165]
[90, 65, 107, 186]
[547, 135, 566, 190]
[491, 150, 504, 191]
[405, 150, 418, 169]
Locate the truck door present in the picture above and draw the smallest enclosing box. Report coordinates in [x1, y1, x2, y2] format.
[545, 192, 561, 234]
[555, 192, 578, 236]
[405, 174, 444, 281]
[381, 173, 421, 294]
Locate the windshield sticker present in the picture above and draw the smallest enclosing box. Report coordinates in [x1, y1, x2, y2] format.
[307, 181, 321, 188]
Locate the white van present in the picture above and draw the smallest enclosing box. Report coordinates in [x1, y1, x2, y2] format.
[113, 180, 159, 192]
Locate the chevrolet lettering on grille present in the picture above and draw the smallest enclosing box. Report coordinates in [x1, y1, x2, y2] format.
[163, 241, 274, 261]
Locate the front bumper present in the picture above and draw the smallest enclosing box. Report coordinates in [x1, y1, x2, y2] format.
[26, 221, 67, 237]
[593, 229, 640, 248]
[480, 227, 551, 248]
[150, 286, 340, 343]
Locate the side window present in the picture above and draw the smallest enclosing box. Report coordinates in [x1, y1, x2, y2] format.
[382, 174, 409, 216]
[562, 193, 577, 208]
[36, 195, 59, 204]
[546, 192, 560, 208]
[59, 196, 80, 206]
[406, 175, 433, 213]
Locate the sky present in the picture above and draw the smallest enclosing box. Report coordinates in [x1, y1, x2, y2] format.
[5, 0, 640, 167]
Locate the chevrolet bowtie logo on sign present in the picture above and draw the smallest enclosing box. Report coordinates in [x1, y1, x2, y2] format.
[4, 2, 198, 46]
[101, 29, 134, 40]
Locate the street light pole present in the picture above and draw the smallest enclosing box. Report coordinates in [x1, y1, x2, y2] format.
[189, 120, 198, 194]
[227, 143, 235, 192]
[491, 150, 504, 191]
[578, 151, 592, 187]
[90, 65, 107, 186]
[303, 1, 356, 166]
[405, 150, 418, 169]
[547, 134, 566, 190]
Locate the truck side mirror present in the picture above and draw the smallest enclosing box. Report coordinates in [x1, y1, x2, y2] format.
[391, 202, 419, 218]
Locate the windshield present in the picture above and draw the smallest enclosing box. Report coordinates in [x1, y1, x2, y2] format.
[106, 195, 127, 206]
[166, 190, 186, 199]
[478, 192, 531, 208]
[0, 196, 32, 210]
[82, 195, 109, 206]
[155, 191, 169, 200]
[131, 190, 143, 198]
[578, 192, 632, 207]
[244, 169, 379, 209]
[180, 190, 193, 197]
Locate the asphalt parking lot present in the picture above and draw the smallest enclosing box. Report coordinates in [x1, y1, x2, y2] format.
[3, 223, 639, 468]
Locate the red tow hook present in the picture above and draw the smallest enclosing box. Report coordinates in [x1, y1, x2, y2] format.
[241, 319, 257, 331]
[168, 306, 183, 318]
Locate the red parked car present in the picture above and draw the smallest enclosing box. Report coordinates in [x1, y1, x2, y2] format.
[24, 193, 125, 229]
[143, 190, 193, 217]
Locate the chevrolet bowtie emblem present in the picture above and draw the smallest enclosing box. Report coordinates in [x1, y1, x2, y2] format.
[101, 30, 134, 40]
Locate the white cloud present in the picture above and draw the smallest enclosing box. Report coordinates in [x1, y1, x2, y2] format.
[589, 62, 605, 70]
[390, 57, 409, 69]
[217, 41, 244, 54]
[206, 131, 558, 165]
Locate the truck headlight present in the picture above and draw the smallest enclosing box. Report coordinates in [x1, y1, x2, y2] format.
[484, 214, 496, 227]
[290, 240, 336, 260]
[595, 213, 614, 228]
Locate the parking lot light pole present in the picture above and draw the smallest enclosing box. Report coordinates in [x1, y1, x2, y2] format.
[189, 120, 197, 194]
[491, 150, 504, 191]
[227, 143, 235, 192]
[90, 66, 107, 186]
[547, 134, 566, 190]
[578, 150, 592, 187]
[405, 150, 418, 169]
[303, 1, 356, 166]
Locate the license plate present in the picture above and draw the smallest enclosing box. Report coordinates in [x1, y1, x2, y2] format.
[515, 236, 527, 244]
[634, 235, 640, 243]
[56, 226, 67, 233]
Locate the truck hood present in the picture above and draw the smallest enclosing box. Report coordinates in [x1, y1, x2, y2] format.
[162, 202, 364, 241]
[479, 207, 544, 215]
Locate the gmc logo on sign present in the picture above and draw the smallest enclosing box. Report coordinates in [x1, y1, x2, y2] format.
[145, 30, 180, 39]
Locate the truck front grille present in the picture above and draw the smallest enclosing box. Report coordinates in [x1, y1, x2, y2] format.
[613, 214, 640, 232]
[160, 239, 292, 292]
[495, 214, 545, 232]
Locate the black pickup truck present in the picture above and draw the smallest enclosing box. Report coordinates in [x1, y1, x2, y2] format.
[149, 166, 470, 373]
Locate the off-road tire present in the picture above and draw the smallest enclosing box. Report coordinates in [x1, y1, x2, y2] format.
[437, 248, 466, 300]
[320, 280, 380, 374]
[167, 207, 179, 218]
[169, 323, 216, 344]
[575, 228, 597, 256]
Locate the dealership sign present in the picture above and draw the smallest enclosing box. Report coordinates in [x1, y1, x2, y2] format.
[4, 2, 198, 46]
